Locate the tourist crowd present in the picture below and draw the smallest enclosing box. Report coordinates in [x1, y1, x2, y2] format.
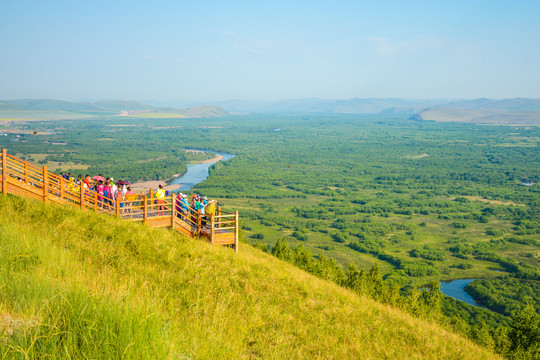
[57, 172, 218, 219]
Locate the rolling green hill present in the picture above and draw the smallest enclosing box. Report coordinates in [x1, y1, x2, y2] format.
[0, 194, 499, 359]
[0, 100, 230, 121]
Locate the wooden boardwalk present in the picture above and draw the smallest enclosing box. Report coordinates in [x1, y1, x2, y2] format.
[0, 149, 239, 252]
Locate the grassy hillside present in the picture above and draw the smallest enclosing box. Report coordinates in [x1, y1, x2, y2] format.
[0, 195, 499, 359]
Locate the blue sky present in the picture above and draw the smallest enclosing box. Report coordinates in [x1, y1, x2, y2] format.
[1, 0, 539, 101]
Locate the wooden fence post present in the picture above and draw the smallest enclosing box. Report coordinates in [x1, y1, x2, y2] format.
[116, 195, 120, 218]
[171, 196, 176, 228]
[234, 211, 239, 253]
[24, 161, 29, 185]
[197, 210, 202, 236]
[210, 214, 215, 245]
[94, 192, 98, 212]
[217, 206, 221, 228]
[143, 195, 148, 225]
[2, 149, 7, 195]
[59, 177, 64, 200]
[42, 166, 48, 203]
[80, 185, 85, 210]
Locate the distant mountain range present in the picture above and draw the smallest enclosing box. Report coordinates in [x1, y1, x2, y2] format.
[411, 98, 540, 125]
[147, 98, 449, 115]
[1, 98, 539, 124]
[0, 99, 229, 119]
[145, 97, 540, 125]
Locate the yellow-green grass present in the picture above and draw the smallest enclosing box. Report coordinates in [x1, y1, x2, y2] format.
[0, 195, 499, 359]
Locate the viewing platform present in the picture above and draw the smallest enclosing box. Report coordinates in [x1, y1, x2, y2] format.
[0, 149, 239, 252]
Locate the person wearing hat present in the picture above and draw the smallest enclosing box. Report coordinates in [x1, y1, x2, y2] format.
[175, 193, 187, 221]
[155, 184, 166, 216]
[194, 196, 202, 212]
[194, 196, 207, 226]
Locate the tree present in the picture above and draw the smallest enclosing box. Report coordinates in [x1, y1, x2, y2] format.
[420, 281, 442, 320]
[472, 322, 495, 351]
[344, 262, 359, 289]
[293, 244, 313, 271]
[272, 238, 293, 262]
[368, 263, 386, 301]
[492, 326, 510, 357]
[508, 304, 539, 359]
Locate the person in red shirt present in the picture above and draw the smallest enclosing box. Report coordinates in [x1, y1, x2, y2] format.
[83, 174, 91, 189]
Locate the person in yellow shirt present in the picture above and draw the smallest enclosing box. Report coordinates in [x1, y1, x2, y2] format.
[206, 199, 217, 217]
[205, 200, 217, 228]
[155, 184, 166, 216]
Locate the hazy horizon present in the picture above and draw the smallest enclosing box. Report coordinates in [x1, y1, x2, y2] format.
[1, 1, 539, 101]
[3, 96, 539, 106]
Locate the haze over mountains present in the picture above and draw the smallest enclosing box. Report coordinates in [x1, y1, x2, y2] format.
[1, 98, 539, 124]
[412, 98, 540, 125]
[146, 98, 447, 114]
[147, 97, 540, 124]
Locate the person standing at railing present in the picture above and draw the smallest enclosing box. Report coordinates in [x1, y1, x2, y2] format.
[116, 186, 125, 214]
[175, 193, 186, 220]
[83, 175, 91, 189]
[104, 180, 113, 209]
[155, 184, 166, 216]
[199, 196, 207, 226]
[68, 174, 77, 192]
[111, 179, 118, 200]
[206, 199, 217, 228]
[201, 196, 207, 215]
[180, 194, 189, 219]
[174, 193, 182, 218]
[190, 194, 198, 222]
[124, 186, 134, 214]
[194, 196, 202, 212]
[206, 199, 216, 216]
[97, 180, 105, 207]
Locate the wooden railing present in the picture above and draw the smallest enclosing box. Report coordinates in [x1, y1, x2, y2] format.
[0, 149, 239, 252]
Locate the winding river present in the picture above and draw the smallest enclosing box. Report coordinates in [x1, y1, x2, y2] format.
[440, 279, 485, 308]
[168, 151, 235, 192]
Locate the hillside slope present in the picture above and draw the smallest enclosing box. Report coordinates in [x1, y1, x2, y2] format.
[0, 195, 499, 359]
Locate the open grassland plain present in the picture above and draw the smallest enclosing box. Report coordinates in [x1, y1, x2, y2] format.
[0, 195, 499, 359]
